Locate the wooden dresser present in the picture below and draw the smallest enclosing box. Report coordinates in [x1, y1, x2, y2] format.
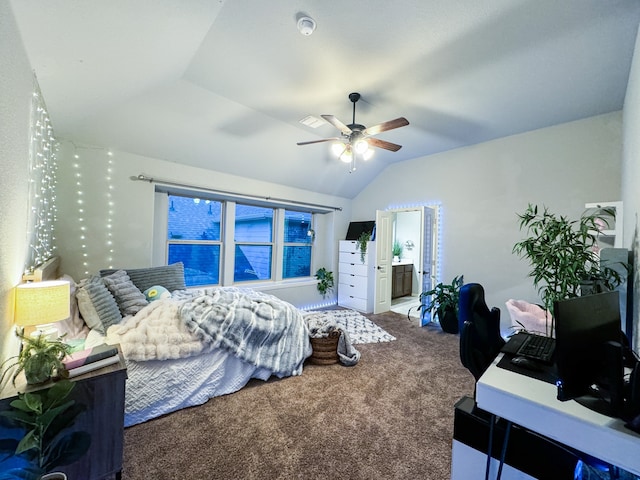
[337, 240, 375, 313]
[0, 347, 127, 480]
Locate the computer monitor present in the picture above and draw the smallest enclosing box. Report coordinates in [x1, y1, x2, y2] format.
[345, 221, 375, 241]
[554, 291, 624, 415]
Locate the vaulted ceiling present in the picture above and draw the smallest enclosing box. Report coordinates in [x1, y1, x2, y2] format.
[10, 0, 640, 198]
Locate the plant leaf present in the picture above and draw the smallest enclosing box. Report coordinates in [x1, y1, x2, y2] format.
[42, 431, 91, 471]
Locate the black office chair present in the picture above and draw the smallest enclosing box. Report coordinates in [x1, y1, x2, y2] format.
[459, 283, 505, 382]
[458, 283, 509, 480]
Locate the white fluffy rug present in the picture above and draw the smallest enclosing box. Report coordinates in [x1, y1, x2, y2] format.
[325, 309, 396, 344]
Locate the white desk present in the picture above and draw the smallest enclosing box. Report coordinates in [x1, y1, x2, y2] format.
[476, 354, 640, 476]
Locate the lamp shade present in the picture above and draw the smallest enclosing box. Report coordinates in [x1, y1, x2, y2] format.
[14, 280, 70, 327]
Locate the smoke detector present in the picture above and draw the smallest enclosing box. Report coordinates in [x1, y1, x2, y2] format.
[297, 16, 316, 36]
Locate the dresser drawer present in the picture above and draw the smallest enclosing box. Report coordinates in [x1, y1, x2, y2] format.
[338, 279, 368, 298]
[339, 251, 369, 266]
[339, 240, 360, 253]
[338, 272, 366, 286]
[339, 261, 369, 276]
[337, 292, 369, 312]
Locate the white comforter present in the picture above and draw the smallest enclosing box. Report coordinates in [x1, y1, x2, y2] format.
[106, 287, 311, 376]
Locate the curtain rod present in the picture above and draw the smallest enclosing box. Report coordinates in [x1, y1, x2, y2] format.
[131, 174, 343, 212]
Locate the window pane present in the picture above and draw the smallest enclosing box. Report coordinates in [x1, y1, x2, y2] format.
[234, 245, 272, 281]
[284, 210, 312, 243]
[283, 246, 311, 278]
[168, 243, 220, 286]
[234, 205, 273, 242]
[167, 195, 221, 241]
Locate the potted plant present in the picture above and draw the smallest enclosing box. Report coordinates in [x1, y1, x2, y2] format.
[356, 231, 371, 263]
[0, 379, 91, 480]
[418, 275, 464, 334]
[315, 268, 335, 298]
[512, 204, 626, 336]
[1, 332, 71, 386]
[392, 240, 403, 262]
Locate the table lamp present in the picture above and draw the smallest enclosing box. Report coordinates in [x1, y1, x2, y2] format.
[14, 280, 70, 339]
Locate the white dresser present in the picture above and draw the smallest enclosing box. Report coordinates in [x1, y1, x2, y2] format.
[337, 240, 375, 313]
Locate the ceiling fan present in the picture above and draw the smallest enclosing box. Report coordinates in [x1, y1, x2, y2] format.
[297, 92, 409, 171]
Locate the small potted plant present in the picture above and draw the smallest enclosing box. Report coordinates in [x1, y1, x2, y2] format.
[315, 268, 335, 298]
[0, 332, 71, 386]
[392, 240, 403, 262]
[0, 379, 91, 480]
[356, 231, 371, 263]
[418, 275, 464, 334]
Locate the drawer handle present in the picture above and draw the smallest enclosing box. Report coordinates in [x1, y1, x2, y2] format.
[349, 285, 355, 287]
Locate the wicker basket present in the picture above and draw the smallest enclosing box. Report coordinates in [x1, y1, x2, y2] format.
[309, 331, 340, 365]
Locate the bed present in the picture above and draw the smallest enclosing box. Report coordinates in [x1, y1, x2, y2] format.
[39, 258, 313, 427]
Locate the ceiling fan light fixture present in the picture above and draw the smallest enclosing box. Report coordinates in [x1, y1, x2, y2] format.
[297, 16, 316, 36]
[331, 142, 347, 156]
[339, 145, 353, 163]
[354, 138, 369, 154]
[362, 148, 374, 161]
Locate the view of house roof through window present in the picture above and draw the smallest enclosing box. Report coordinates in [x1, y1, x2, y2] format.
[166, 195, 313, 287]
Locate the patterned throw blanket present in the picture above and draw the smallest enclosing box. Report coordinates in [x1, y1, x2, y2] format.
[107, 288, 312, 377]
[180, 288, 312, 377]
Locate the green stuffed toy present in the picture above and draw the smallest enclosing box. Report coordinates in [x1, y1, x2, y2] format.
[144, 285, 171, 302]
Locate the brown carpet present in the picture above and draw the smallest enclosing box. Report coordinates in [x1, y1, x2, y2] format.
[121, 311, 475, 479]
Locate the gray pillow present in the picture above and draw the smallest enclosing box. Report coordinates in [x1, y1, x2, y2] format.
[76, 276, 122, 333]
[100, 262, 186, 293]
[102, 270, 148, 316]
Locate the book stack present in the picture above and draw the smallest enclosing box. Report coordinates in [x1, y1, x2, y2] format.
[63, 344, 120, 378]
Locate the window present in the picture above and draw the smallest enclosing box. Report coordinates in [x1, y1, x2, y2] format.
[283, 210, 312, 278]
[234, 204, 273, 282]
[164, 195, 315, 287]
[167, 196, 222, 287]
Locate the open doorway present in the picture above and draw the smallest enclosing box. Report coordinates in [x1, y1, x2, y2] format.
[376, 206, 439, 324]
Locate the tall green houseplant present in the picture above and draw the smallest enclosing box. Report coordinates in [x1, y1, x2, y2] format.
[512, 204, 625, 335]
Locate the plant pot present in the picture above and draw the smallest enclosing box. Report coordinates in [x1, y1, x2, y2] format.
[438, 307, 459, 334]
[41, 473, 67, 480]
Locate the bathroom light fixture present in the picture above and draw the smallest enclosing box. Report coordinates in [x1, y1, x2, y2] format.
[297, 16, 316, 36]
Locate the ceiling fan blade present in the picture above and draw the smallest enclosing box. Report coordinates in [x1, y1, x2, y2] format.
[297, 137, 341, 146]
[363, 117, 409, 136]
[321, 115, 352, 135]
[367, 137, 402, 152]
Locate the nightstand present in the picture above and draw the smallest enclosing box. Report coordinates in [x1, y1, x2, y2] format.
[0, 345, 127, 480]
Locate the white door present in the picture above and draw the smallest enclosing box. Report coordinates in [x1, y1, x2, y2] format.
[374, 210, 392, 313]
[419, 206, 437, 326]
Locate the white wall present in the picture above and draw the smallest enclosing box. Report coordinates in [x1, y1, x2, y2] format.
[352, 112, 623, 327]
[622, 25, 640, 352]
[0, 0, 35, 361]
[54, 142, 352, 308]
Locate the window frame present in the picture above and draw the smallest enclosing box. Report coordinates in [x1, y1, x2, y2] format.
[162, 193, 316, 288]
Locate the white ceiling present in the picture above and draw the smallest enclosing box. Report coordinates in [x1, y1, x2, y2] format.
[10, 0, 640, 198]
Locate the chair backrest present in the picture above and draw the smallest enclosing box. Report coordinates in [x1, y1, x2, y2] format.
[459, 283, 505, 382]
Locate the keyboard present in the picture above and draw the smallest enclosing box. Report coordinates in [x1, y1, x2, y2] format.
[515, 333, 556, 364]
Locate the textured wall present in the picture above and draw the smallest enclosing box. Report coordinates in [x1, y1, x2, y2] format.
[351, 112, 623, 329]
[0, 0, 35, 362]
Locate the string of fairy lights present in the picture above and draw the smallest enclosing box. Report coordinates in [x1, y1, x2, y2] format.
[72, 146, 116, 277]
[26, 82, 59, 269]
